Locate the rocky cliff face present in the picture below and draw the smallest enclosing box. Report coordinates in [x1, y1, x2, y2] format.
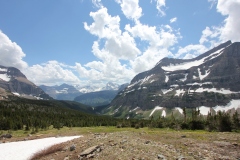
[106, 41, 240, 118]
[0, 66, 51, 100]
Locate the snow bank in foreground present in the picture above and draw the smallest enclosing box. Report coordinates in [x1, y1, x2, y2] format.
[0, 136, 81, 160]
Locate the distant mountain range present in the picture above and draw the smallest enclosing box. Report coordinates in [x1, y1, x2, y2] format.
[103, 41, 240, 118]
[0, 65, 51, 100]
[40, 82, 128, 106]
[74, 83, 128, 107]
[39, 83, 82, 100]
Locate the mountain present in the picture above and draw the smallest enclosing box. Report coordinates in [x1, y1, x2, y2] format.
[74, 85, 100, 93]
[74, 82, 128, 107]
[105, 41, 240, 118]
[74, 82, 120, 93]
[74, 90, 118, 107]
[101, 82, 120, 90]
[40, 83, 82, 100]
[40, 82, 122, 101]
[0, 65, 51, 100]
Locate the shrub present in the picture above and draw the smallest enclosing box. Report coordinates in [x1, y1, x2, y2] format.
[29, 143, 64, 160]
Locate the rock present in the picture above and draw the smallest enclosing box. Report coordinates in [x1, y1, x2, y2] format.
[157, 154, 166, 160]
[219, 156, 231, 160]
[70, 144, 76, 151]
[87, 153, 95, 158]
[177, 156, 186, 160]
[120, 140, 127, 144]
[145, 140, 150, 144]
[63, 156, 69, 160]
[63, 146, 69, 151]
[110, 143, 117, 146]
[181, 135, 186, 138]
[1, 134, 12, 139]
[80, 145, 99, 156]
[213, 141, 231, 147]
[96, 148, 101, 152]
[232, 142, 238, 146]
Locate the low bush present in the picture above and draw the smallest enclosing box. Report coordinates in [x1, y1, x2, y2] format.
[29, 143, 64, 160]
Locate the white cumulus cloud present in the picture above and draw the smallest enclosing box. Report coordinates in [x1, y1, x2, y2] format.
[0, 31, 28, 70]
[152, 0, 166, 16]
[170, 17, 177, 23]
[217, 0, 240, 42]
[24, 61, 81, 86]
[176, 0, 240, 60]
[92, 0, 103, 8]
[115, 0, 142, 21]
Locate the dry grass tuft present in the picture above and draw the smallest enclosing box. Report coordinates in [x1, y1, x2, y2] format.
[29, 143, 65, 160]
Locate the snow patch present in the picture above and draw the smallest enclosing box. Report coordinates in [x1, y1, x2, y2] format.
[161, 88, 173, 94]
[198, 68, 210, 80]
[129, 75, 155, 88]
[193, 75, 198, 79]
[124, 89, 135, 94]
[129, 107, 139, 112]
[140, 74, 154, 85]
[199, 99, 240, 115]
[194, 88, 240, 94]
[179, 73, 188, 82]
[149, 106, 163, 117]
[161, 110, 166, 117]
[0, 68, 7, 72]
[186, 82, 212, 86]
[12, 92, 20, 96]
[170, 84, 178, 88]
[175, 89, 185, 96]
[214, 99, 240, 113]
[165, 75, 169, 83]
[175, 107, 183, 114]
[0, 136, 81, 160]
[113, 105, 122, 114]
[162, 47, 225, 72]
[199, 106, 211, 116]
[0, 73, 10, 81]
[150, 80, 156, 83]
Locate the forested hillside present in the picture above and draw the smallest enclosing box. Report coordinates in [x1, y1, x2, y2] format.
[0, 98, 117, 131]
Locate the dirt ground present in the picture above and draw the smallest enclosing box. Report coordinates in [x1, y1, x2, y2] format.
[1, 128, 240, 160]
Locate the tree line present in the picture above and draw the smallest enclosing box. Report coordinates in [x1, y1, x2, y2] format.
[0, 99, 239, 132]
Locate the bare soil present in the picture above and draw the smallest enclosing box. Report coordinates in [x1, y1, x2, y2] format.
[23, 128, 240, 160]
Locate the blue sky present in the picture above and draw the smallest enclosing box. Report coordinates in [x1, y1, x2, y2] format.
[0, 0, 240, 87]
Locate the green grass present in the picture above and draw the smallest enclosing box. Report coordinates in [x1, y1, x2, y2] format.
[2, 126, 240, 145]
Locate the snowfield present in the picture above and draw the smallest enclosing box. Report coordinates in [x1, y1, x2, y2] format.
[161, 47, 226, 72]
[0, 136, 81, 160]
[0, 73, 10, 81]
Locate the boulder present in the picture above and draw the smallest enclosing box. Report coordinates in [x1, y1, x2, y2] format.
[80, 145, 99, 156]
